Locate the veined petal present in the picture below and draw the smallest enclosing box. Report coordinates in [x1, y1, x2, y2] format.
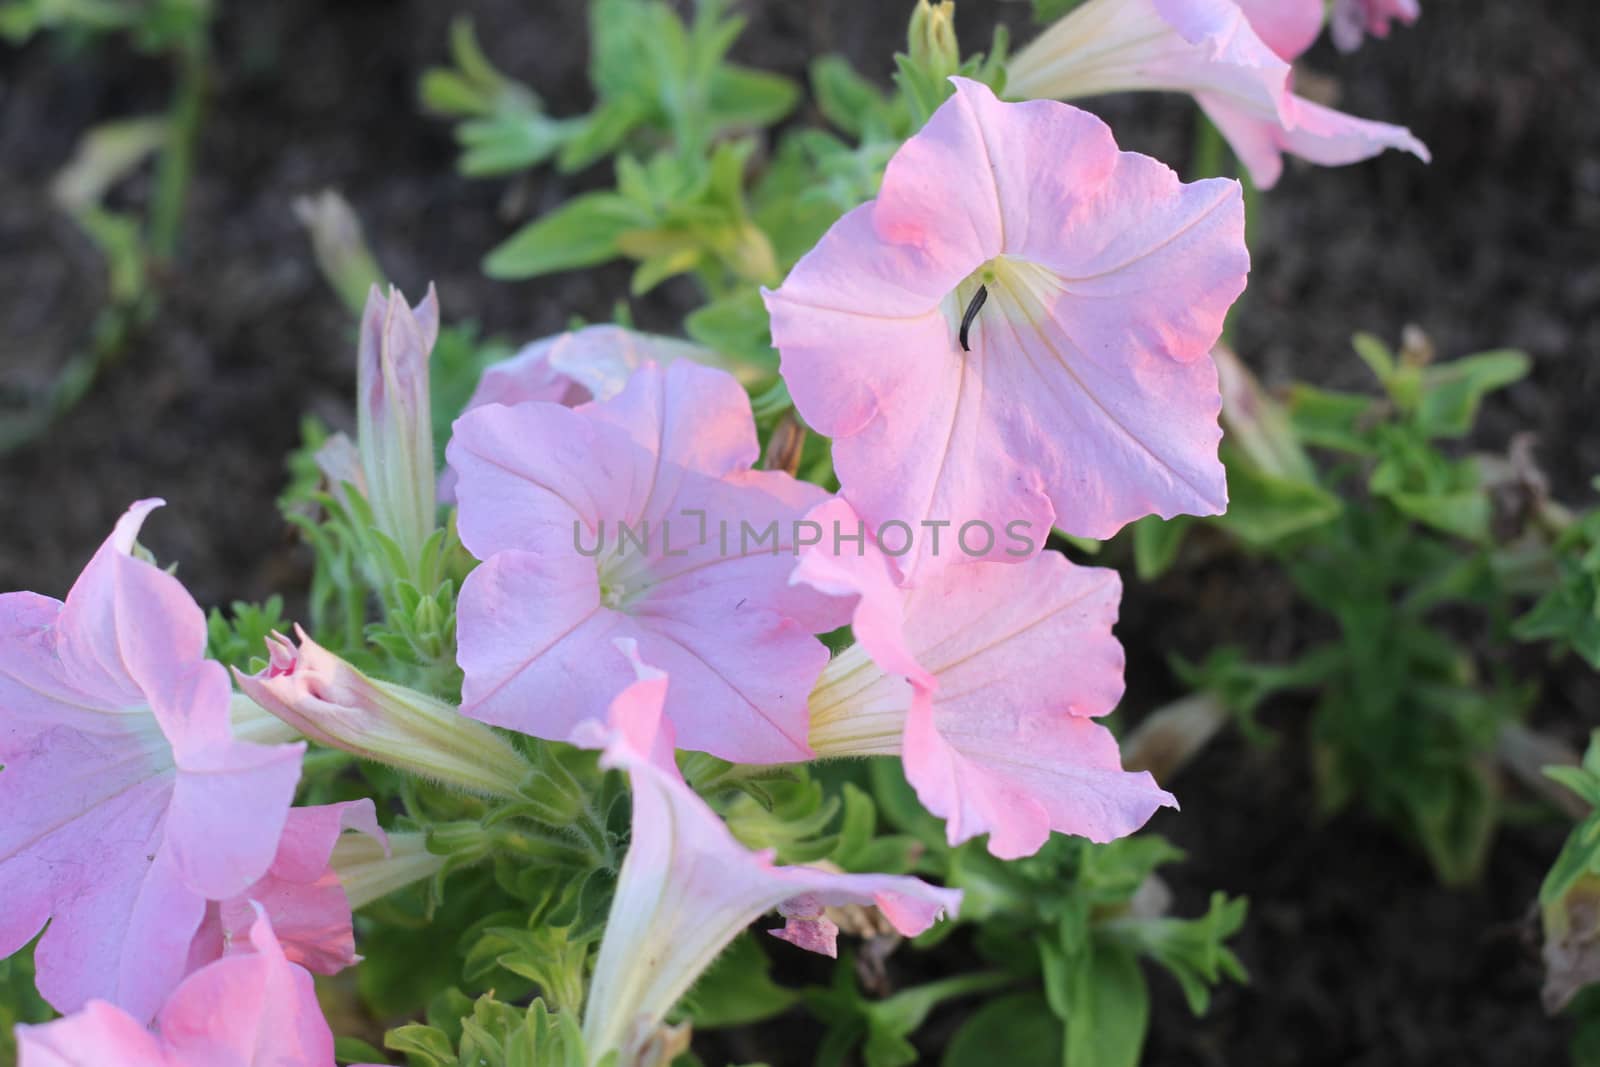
[797, 501, 1172, 857]
[15, 1001, 171, 1067]
[454, 361, 845, 764]
[770, 81, 1239, 561]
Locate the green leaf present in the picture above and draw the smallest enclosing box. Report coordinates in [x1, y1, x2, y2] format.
[678, 934, 798, 1029]
[1214, 455, 1342, 548]
[1289, 385, 1378, 455]
[708, 64, 800, 130]
[1415, 349, 1530, 439]
[941, 992, 1061, 1067]
[1131, 514, 1192, 580]
[484, 193, 651, 280]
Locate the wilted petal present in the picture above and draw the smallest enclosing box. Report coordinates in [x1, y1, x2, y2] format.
[1331, 0, 1419, 52]
[796, 500, 1175, 858]
[578, 649, 961, 1062]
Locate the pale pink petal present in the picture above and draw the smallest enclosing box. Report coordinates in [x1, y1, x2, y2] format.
[36, 845, 205, 1024]
[16, 1001, 171, 1067]
[797, 501, 1173, 857]
[154, 911, 336, 1066]
[1198, 90, 1430, 189]
[453, 362, 845, 763]
[578, 665, 960, 1058]
[905, 698, 1176, 859]
[0, 502, 303, 1019]
[164, 686, 305, 900]
[457, 549, 631, 741]
[1007, 0, 1293, 124]
[201, 800, 385, 976]
[768, 81, 1239, 561]
[1233, 0, 1324, 61]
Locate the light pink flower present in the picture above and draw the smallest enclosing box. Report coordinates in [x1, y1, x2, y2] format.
[16, 911, 344, 1067]
[794, 499, 1175, 859]
[186, 800, 386, 977]
[236, 627, 532, 798]
[1007, 0, 1429, 189]
[1331, 0, 1419, 52]
[449, 360, 848, 763]
[765, 78, 1241, 574]
[576, 644, 961, 1062]
[0, 501, 305, 1022]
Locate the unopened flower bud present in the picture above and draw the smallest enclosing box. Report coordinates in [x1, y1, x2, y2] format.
[1213, 343, 1316, 484]
[235, 626, 530, 798]
[908, 0, 960, 83]
[357, 284, 441, 582]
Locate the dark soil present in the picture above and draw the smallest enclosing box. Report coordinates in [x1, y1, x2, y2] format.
[2, 0, 1597, 1064]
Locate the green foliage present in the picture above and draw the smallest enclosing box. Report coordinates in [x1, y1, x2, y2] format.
[0, 946, 53, 1063]
[384, 994, 597, 1067]
[1515, 503, 1600, 670]
[205, 595, 287, 671]
[1173, 335, 1546, 883]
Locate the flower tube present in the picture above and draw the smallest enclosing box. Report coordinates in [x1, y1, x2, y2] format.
[577, 645, 961, 1064]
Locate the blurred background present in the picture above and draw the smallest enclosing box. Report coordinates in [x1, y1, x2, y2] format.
[1, 1, 1598, 1064]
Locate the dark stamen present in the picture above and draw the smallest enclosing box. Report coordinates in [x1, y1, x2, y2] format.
[959, 285, 988, 352]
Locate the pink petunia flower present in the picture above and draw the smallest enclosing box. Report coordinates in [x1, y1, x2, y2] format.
[1331, 0, 1420, 52]
[16, 910, 347, 1067]
[792, 499, 1176, 859]
[449, 360, 849, 764]
[1006, 0, 1429, 189]
[0, 501, 305, 1022]
[765, 78, 1242, 575]
[186, 800, 386, 978]
[575, 643, 961, 1063]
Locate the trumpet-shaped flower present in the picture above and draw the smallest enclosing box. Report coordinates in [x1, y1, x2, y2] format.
[186, 800, 386, 977]
[1006, 0, 1429, 189]
[16, 911, 343, 1067]
[450, 360, 848, 763]
[235, 627, 532, 798]
[576, 646, 961, 1064]
[0, 501, 304, 1021]
[793, 499, 1175, 859]
[766, 79, 1241, 574]
[357, 284, 441, 577]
